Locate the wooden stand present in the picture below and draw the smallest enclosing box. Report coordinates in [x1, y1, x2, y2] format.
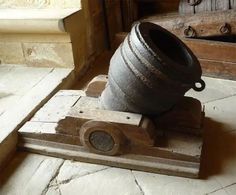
[18, 75, 205, 178]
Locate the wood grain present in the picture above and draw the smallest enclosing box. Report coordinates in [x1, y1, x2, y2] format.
[85, 75, 108, 97]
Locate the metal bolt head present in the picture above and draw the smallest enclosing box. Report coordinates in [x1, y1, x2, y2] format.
[220, 23, 231, 35]
[184, 26, 196, 38]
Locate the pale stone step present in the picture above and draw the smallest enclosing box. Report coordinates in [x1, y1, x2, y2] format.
[0, 8, 80, 19]
[0, 0, 81, 9]
[0, 8, 81, 33]
[0, 33, 71, 43]
[0, 0, 81, 33]
[0, 42, 74, 67]
[0, 19, 65, 33]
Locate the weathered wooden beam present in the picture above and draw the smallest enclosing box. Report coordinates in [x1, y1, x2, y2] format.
[142, 10, 236, 38]
[183, 38, 236, 63]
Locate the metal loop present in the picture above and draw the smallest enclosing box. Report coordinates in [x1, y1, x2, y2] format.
[184, 26, 196, 38]
[187, 0, 202, 6]
[192, 79, 205, 92]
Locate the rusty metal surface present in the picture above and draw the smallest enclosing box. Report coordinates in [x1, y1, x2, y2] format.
[101, 22, 205, 115]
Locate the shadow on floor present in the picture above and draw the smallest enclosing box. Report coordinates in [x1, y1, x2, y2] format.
[0, 152, 28, 187]
[200, 117, 236, 179]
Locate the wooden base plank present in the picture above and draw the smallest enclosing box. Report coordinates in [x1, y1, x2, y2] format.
[17, 89, 203, 178]
[19, 120, 202, 163]
[18, 138, 200, 178]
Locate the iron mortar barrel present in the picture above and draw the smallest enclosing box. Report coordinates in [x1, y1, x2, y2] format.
[101, 22, 205, 115]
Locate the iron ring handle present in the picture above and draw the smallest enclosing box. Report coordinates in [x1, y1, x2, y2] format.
[188, 0, 202, 6]
[192, 79, 205, 92]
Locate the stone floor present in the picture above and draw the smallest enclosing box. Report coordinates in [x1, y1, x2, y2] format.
[0, 75, 236, 195]
[1, 53, 236, 195]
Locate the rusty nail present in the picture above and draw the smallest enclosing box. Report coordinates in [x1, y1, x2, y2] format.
[220, 23, 231, 35]
[184, 26, 196, 38]
[188, 0, 202, 6]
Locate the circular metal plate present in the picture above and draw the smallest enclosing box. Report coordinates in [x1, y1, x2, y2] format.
[89, 130, 115, 152]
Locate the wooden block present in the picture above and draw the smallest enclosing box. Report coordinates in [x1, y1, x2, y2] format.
[154, 97, 204, 135]
[68, 96, 143, 126]
[85, 75, 108, 97]
[56, 96, 154, 147]
[36, 94, 155, 147]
